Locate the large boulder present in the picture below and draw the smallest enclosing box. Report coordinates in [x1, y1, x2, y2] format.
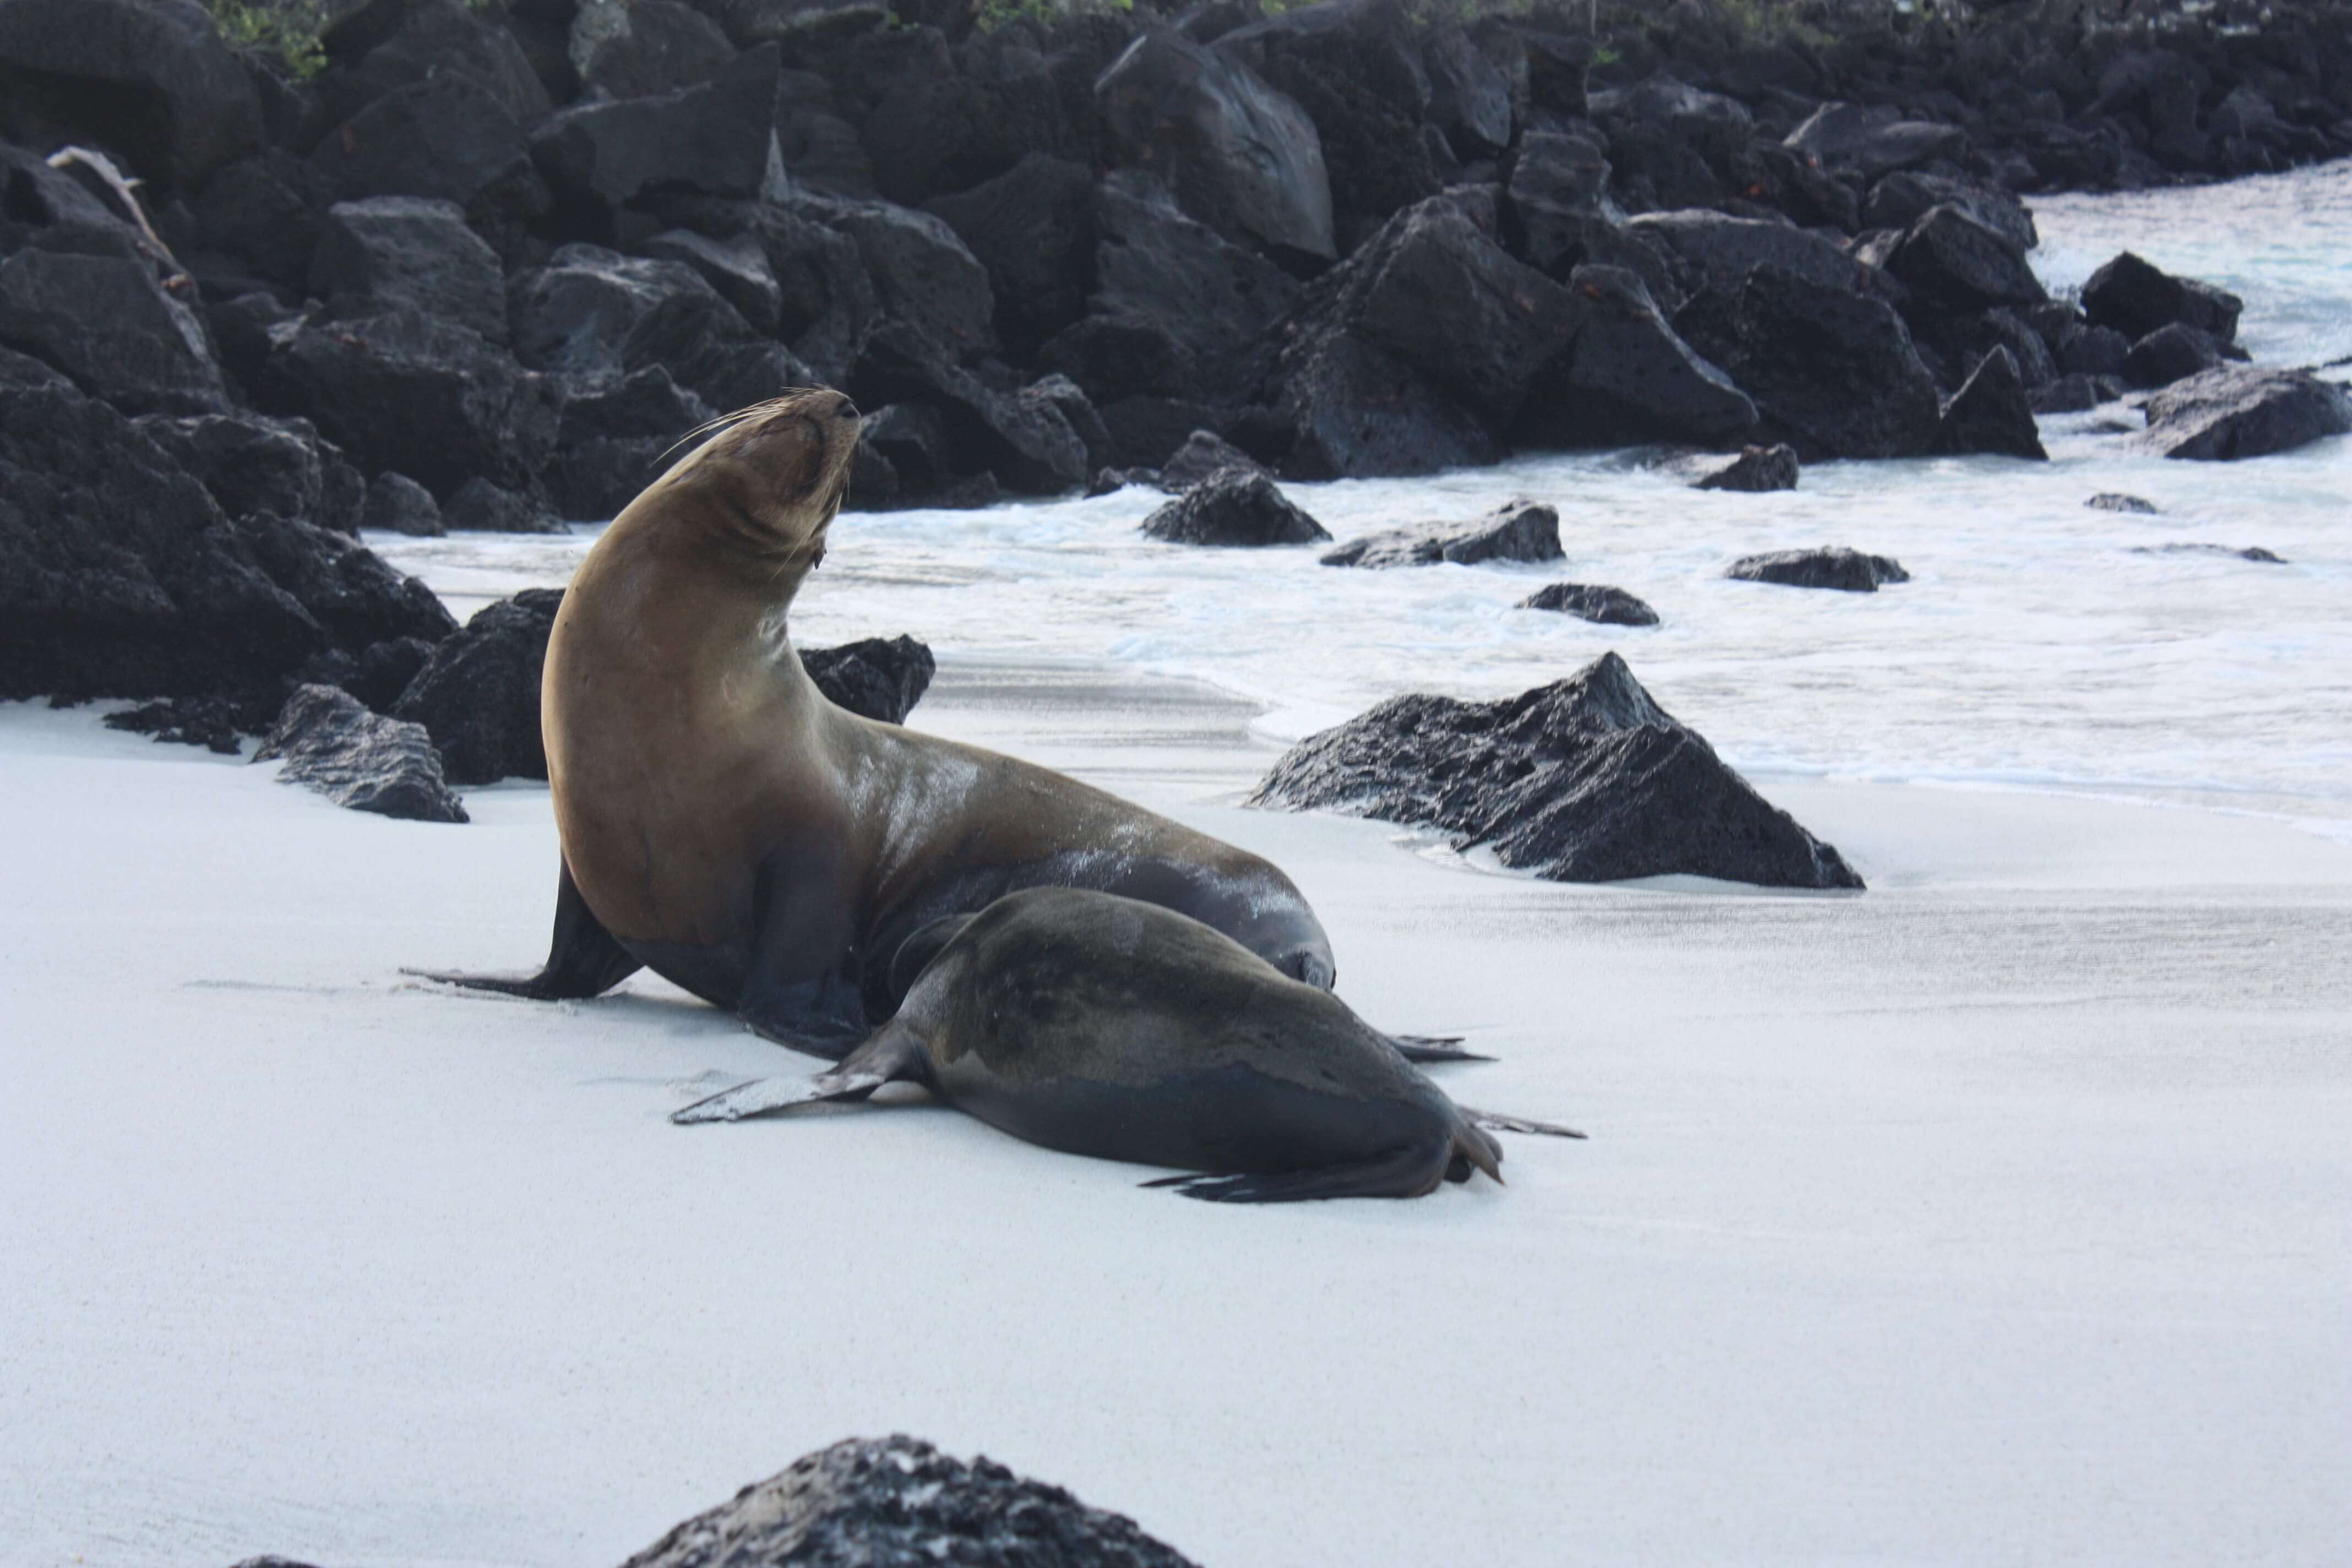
[391, 589, 563, 784]
[1588, 74, 1754, 213]
[617, 1435, 1198, 1568]
[1321, 499, 1560, 568]
[1674, 264, 1942, 460]
[1503, 133, 1679, 307]
[256, 684, 466, 824]
[1932, 346, 2046, 460]
[1422, 20, 1512, 157]
[336, 0, 552, 127]
[263, 309, 560, 504]
[1140, 467, 1328, 546]
[190, 149, 337, 292]
[2120, 322, 2238, 390]
[640, 229, 785, 336]
[925, 152, 1097, 356]
[1518, 264, 1756, 448]
[851, 324, 1088, 493]
[530, 45, 779, 215]
[1278, 330, 1505, 480]
[1039, 170, 1300, 406]
[1095, 28, 1335, 261]
[798, 192, 996, 361]
[309, 74, 545, 236]
[508, 244, 808, 418]
[2136, 365, 2352, 461]
[443, 476, 562, 534]
[1155, 428, 1265, 491]
[1626, 209, 1877, 298]
[1887, 204, 2045, 313]
[1862, 170, 2038, 253]
[363, 471, 443, 536]
[0, 383, 451, 710]
[1784, 101, 1967, 180]
[2081, 252, 2243, 345]
[0, 0, 261, 191]
[1519, 582, 1659, 626]
[1727, 547, 1908, 593]
[1249, 651, 1862, 889]
[569, 0, 738, 100]
[0, 246, 227, 415]
[802, 635, 937, 725]
[311, 197, 508, 346]
[131, 411, 365, 534]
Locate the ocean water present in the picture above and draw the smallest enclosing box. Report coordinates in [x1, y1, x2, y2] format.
[379, 161, 2352, 831]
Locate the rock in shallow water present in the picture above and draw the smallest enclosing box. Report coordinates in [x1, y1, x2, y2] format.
[2087, 492, 2160, 513]
[1141, 469, 1329, 546]
[256, 684, 466, 824]
[2136, 364, 2352, 461]
[1250, 652, 1861, 889]
[1727, 548, 1909, 594]
[2131, 542, 2287, 563]
[1693, 444, 1798, 492]
[1321, 501, 1561, 568]
[617, 1433, 1200, 1568]
[1520, 583, 1660, 626]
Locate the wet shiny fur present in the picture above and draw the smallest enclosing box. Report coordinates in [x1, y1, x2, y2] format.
[675, 888, 1582, 1202]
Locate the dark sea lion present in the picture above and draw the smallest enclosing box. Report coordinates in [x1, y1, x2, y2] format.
[426, 389, 1336, 1052]
[674, 888, 1582, 1202]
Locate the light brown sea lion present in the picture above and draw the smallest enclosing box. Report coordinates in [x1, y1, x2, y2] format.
[673, 887, 1583, 1202]
[427, 389, 1337, 1053]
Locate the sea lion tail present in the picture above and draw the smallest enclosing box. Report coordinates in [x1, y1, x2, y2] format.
[672, 1021, 923, 1124]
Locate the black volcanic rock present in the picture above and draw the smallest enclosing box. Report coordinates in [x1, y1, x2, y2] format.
[1862, 170, 2038, 254]
[1727, 547, 1909, 593]
[391, 589, 564, 785]
[1322, 500, 1561, 568]
[443, 477, 563, 534]
[2082, 252, 2243, 345]
[1155, 428, 1265, 491]
[1694, 443, 1798, 492]
[1140, 468, 1328, 546]
[1519, 264, 1757, 449]
[1887, 204, 2045, 312]
[2121, 322, 2240, 390]
[2137, 365, 2352, 461]
[1095, 28, 1334, 261]
[363, 472, 445, 536]
[1783, 101, 1966, 180]
[262, 308, 560, 504]
[1, 384, 451, 712]
[2087, 492, 2159, 514]
[530, 45, 778, 213]
[641, 229, 785, 337]
[311, 197, 508, 347]
[257, 684, 467, 824]
[1674, 264, 1941, 460]
[309, 74, 545, 237]
[2131, 543, 2286, 564]
[132, 412, 356, 533]
[0, 0, 262, 192]
[617, 1435, 1198, 1568]
[1520, 583, 1659, 626]
[1932, 346, 2047, 460]
[1249, 652, 1861, 889]
[0, 247, 228, 415]
[803, 635, 938, 725]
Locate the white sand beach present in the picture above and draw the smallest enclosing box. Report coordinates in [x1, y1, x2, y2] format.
[4, 660, 2346, 1567]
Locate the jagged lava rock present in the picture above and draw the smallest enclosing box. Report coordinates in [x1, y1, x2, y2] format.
[256, 684, 467, 824]
[1249, 652, 1861, 889]
[1321, 501, 1561, 568]
[1694, 444, 1798, 492]
[802, 635, 938, 725]
[1932, 346, 2047, 460]
[1140, 468, 1329, 546]
[363, 472, 445, 536]
[2081, 252, 2243, 344]
[310, 197, 508, 346]
[1520, 583, 1660, 626]
[617, 1434, 1199, 1568]
[1727, 547, 1909, 593]
[2121, 323, 2241, 390]
[0, 247, 228, 415]
[392, 589, 564, 785]
[1155, 428, 1266, 492]
[2137, 365, 2352, 460]
[2087, 492, 2160, 514]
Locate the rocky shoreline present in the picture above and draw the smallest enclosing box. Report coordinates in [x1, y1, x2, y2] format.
[3, 0, 2348, 802]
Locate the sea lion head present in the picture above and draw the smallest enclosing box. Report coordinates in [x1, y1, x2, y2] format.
[657, 386, 862, 572]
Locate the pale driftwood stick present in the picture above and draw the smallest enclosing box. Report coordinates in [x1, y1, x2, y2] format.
[46, 144, 193, 290]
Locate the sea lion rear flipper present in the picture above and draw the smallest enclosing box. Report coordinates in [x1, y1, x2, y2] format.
[672, 1021, 923, 1124]
[1141, 1140, 1456, 1204]
[1462, 1107, 1587, 1140]
[1387, 1034, 1494, 1064]
[408, 861, 643, 1000]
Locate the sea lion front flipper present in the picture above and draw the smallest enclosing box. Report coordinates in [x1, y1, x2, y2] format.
[1462, 1107, 1587, 1140]
[672, 1020, 925, 1124]
[409, 860, 644, 1000]
[1141, 1140, 1456, 1204]
[1387, 1034, 1494, 1064]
